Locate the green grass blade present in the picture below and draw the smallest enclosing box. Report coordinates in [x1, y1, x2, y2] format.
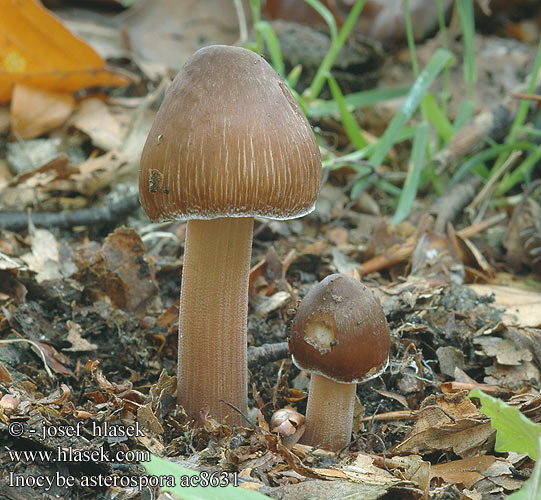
[453, 99, 475, 131]
[304, 0, 338, 42]
[403, 0, 419, 77]
[496, 146, 541, 195]
[368, 48, 454, 169]
[506, 36, 541, 145]
[142, 454, 271, 499]
[307, 0, 366, 99]
[327, 75, 368, 149]
[423, 93, 454, 141]
[249, 0, 263, 55]
[308, 86, 410, 117]
[286, 64, 302, 88]
[255, 21, 284, 76]
[436, 0, 451, 114]
[392, 122, 430, 225]
[451, 142, 534, 183]
[457, 0, 476, 98]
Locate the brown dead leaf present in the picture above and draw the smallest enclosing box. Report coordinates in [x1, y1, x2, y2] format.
[85, 360, 133, 395]
[34, 341, 74, 377]
[63, 320, 97, 352]
[0, 0, 129, 103]
[20, 222, 74, 283]
[430, 455, 495, 489]
[137, 402, 164, 435]
[74, 227, 160, 318]
[395, 392, 495, 458]
[469, 284, 541, 328]
[391, 455, 431, 493]
[10, 84, 74, 139]
[71, 98, 123, 151]
[474, 336, 532, 366]
[342, 453, 404, 487]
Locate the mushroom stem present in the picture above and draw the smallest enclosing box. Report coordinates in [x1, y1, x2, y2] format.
[300, 374, 356, 451]
[178, 217, 253, 424]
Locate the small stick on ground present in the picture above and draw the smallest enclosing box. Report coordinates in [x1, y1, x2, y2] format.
[0, 193, 140, 230]
[432, 175, 483, 234]
[248, 342, 289, 368]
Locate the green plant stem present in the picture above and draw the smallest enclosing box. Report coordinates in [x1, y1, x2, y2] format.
[307, 0, 366, 100]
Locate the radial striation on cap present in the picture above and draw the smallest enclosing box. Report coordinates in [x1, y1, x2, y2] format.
[139, 45, 322, 222]
[289, 274, 391, 384]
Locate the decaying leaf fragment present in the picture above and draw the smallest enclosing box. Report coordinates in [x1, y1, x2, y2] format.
[73, 227, 160, 317]
[395, 392, 495, 458]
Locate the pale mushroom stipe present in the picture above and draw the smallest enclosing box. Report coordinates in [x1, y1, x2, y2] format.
[139, 45, 322, 424]
[289, 273, 391, 450]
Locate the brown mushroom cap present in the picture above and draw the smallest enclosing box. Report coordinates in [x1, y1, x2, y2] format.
[289, 274, 391, 383]
[139, 45, 321, 222]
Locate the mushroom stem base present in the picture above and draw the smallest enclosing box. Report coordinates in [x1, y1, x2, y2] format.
[178, 217, 253, 425]
[300, 374, 356, 451]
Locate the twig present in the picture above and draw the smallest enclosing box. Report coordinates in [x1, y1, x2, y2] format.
[247, 342, 289, 368]
[466, 150, 521, 223]
[432, 174, 482, 234]
[0, 193, 140, 230]
[434, 102, 515, 175]
[218, 400, 257, 429]
[358, 409, 417, 422]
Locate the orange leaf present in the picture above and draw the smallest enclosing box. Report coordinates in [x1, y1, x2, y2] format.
[0, 0, 130, 103]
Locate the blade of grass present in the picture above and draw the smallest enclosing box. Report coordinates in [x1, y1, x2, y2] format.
[457, 0, 476, 99]
[308, 86, 410, 117]
[423, 93, 454, 141]
[436, 0, 451, 114]
[489, 36, 541, 182]
[255, 21, 284, 76]
[368, 48, 454, 170]
[304, 0, 338, 42]
[403, 0, 419, 77]
[451, 141, 534, 183]
[327, 75, 368, 149]
[249, 0, 263, 55]
[287, 64, 302, 88]
[496, 146, 541, 195]
[306, 0, 366, 100]
[392, 122, 430, 225]
[505, 36, 541, 146]
[453, 99, 475, 130]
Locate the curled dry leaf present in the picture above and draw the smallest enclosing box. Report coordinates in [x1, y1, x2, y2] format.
[395, 392, 495, 458]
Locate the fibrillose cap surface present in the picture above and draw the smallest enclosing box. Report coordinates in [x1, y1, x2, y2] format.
[289, 274, 391, 383]
[139, 45, 322, 222]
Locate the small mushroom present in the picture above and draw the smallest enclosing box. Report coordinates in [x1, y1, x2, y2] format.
[289, 273, 390, 451]
[139, 45, 321, 424]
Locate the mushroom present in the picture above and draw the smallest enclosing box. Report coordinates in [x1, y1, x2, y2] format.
[288, 273, 390, 450]
[138, 45, 321, 424]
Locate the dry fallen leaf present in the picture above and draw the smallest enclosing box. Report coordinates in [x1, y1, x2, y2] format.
[71, 98, 124, 151]
[0, 0, 129, 103]
[395, 392, 495, 458]
[430, 455, 496, 489]
[469, 284, 541, 328]
[10, 84, 74, 139]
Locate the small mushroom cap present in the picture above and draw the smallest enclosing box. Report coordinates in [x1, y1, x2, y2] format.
[139, 45, 321, 222]
[289, 274, 391, 384]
